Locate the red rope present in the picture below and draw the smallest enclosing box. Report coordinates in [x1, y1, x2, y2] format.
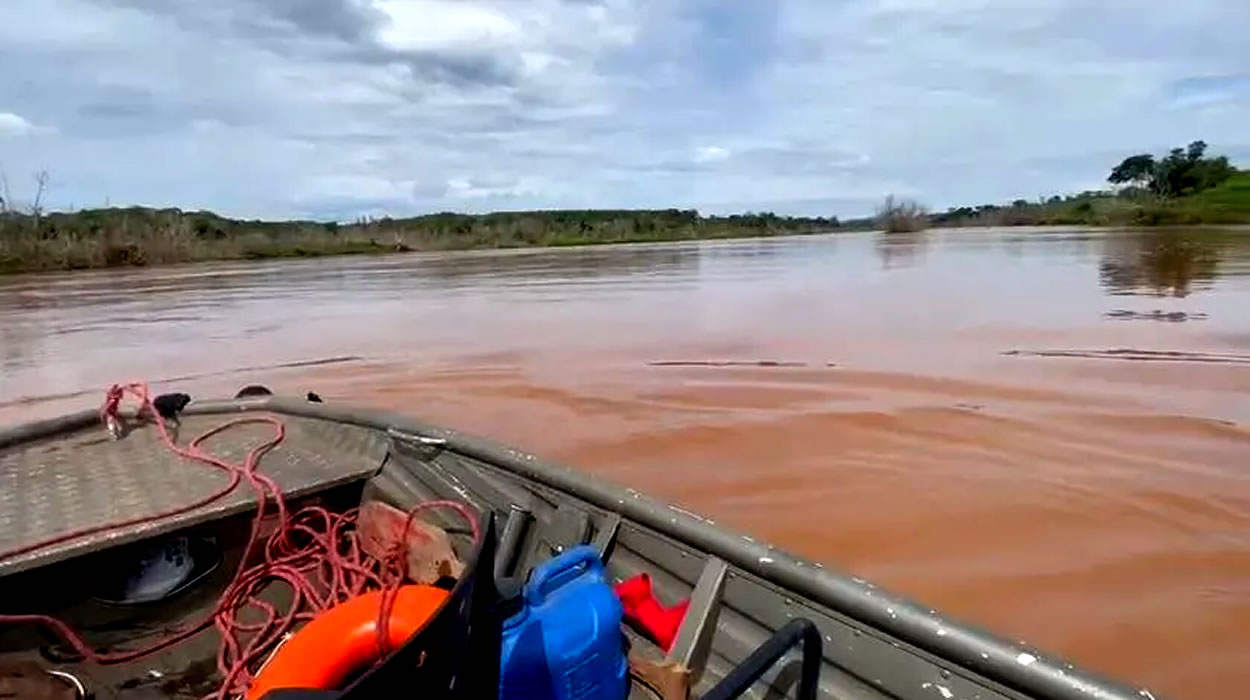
[0, 382, 480, 699]
[374, 500, 480, 658]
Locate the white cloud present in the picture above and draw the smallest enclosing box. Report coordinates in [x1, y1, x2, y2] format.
[0, 112, 39, 137]
[445, 175, 541, 201]
[693, 146, 730, 164]
[0, 0, 1245, 219]
[373, 1, 521, 52]
[300, 174, 413, 203]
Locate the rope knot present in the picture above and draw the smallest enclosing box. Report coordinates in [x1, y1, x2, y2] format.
[100, 384, 126, 439]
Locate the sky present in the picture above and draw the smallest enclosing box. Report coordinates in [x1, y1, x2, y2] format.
[0, 0, 1247, 221]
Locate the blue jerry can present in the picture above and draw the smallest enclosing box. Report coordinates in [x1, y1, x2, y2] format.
[499, 545, 628, 700]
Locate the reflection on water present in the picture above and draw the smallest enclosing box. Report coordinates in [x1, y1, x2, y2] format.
[410, 243, 703, 286]
[874, 230, 930, 270]
[1103, 309, 1209, 322]
[2, 227, 1250, 699]
[1099, 229, 1237, 297]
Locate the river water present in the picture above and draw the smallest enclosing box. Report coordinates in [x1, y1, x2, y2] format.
[2, 227, 1249, 698]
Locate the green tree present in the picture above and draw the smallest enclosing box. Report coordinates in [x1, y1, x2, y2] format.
[1186, 140, 1207, 161]
[1108, 154, 1156, 188]
[1109, 141, 1234, 198]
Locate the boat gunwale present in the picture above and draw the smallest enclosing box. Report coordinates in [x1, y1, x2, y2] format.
[0, 397, 1155, 700]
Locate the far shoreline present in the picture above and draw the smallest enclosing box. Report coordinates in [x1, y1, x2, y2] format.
[2, 227, 867, 278]
[5, 221, 1250, 279]
[3, 167, 1249, 276]
[5, 144, 1245, 276]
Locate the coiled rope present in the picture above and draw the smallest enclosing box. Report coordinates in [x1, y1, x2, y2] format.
[0, 382, 478, 699]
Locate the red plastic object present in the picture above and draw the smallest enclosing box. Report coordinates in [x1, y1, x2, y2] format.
[614, 573, 689, 651]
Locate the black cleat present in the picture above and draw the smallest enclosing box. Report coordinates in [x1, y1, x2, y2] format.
[151, 393, 192, 420]
[306, 392, 323, 403]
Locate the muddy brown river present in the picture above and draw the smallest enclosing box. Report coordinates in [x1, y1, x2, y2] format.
[2, 227, 1249, 698]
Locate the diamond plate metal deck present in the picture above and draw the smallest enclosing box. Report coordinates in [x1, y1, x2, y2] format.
[0, 412, 388, 578]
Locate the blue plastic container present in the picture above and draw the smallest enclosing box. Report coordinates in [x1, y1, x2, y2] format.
[499, 545, 628, 700]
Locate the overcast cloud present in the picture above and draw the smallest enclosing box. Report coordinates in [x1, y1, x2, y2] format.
[0, 0, 1247, 220]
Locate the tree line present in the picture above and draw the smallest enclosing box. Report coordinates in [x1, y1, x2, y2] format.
[0, 192, 840, 274]
[1107, 140, 1234, 197]
[2, 139, 1244, 274]
[920, 140, 1245, 229]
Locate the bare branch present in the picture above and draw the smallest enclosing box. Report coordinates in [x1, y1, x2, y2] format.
[32, 170, 49, 214]
[0, 164, 10, 214]
[32, 170, 49, 231]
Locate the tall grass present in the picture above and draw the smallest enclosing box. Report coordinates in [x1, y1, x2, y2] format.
[0, 209, 411, 274]
[876, 195, 929, 233]
[0, 206, 836, 275]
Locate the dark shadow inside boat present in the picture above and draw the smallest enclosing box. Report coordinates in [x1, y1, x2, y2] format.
[0, 484, 366, 699]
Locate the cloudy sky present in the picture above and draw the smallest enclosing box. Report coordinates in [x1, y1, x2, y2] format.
[0, 0, 1247, 221]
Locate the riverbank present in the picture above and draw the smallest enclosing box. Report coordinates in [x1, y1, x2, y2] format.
[4, 171, 1249, 276]
[926, 171, 1250, 228]
[0, 208, 837, 275]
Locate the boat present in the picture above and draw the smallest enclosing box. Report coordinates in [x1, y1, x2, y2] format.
[0, 388, 1159, 700]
